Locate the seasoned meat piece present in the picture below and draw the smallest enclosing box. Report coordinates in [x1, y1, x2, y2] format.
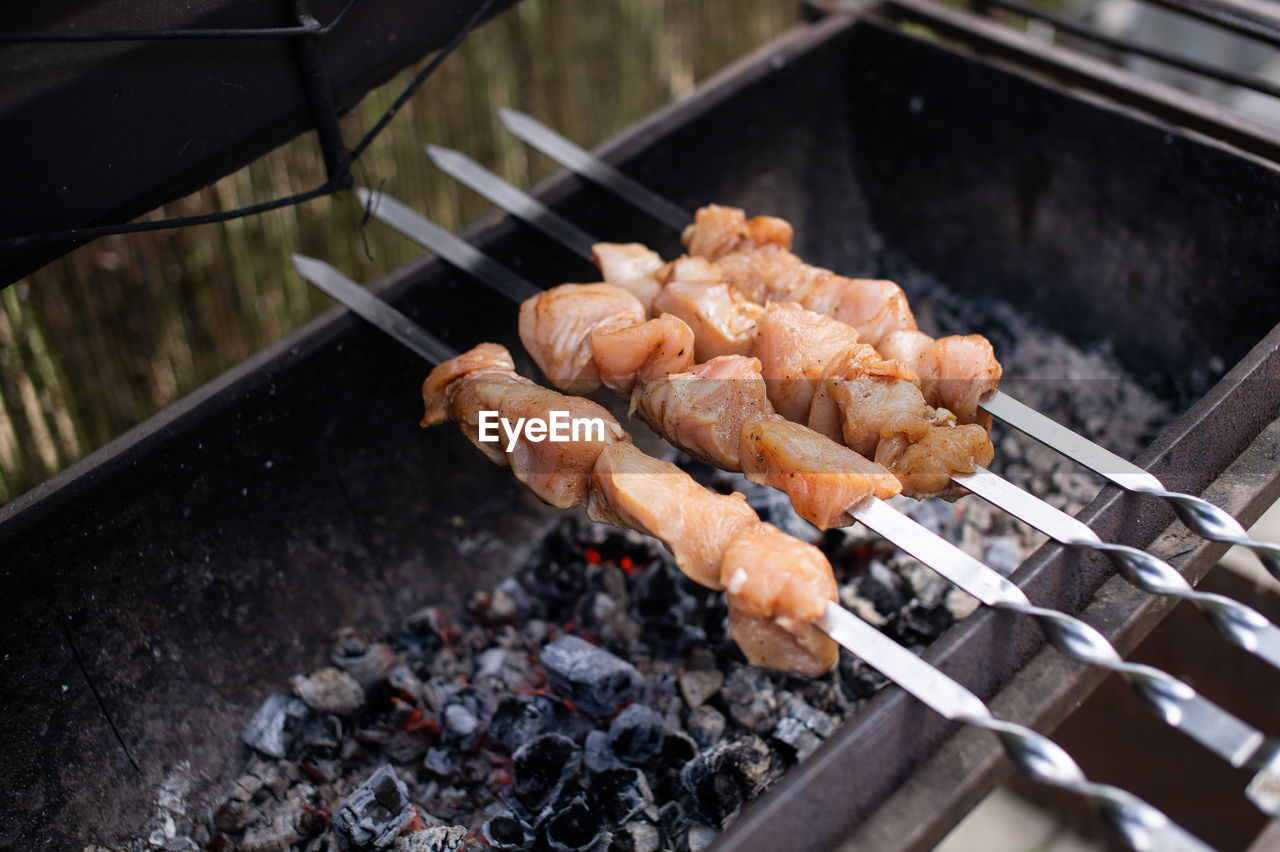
[721, 523, 839, 676]
[826, 376, 941, 458]
[519, 283, 645, 394]
[634, 354, 772, 470]
[875, 424, 995, 500]
[753, 302, 916, 426]
[422, 344, 627, 509]
[586, 442, 757, 589]
[421, 342, 514, 428]
[882, 331, 1002, 428]
[589, 313, 695, 396]
[592, 242, 665, 314]
[739, 413, 901, 529]
[680, 204, 791, 261]
[798, 276, 917, 348]
[652, 279, 764, 362]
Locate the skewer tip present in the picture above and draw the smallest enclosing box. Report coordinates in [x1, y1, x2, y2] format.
[1247, 748, 1280, 818]
[425, 143, 462, 164]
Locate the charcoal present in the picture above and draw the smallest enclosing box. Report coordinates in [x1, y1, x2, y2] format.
[772, 717, 823, 761]
[482, 811, 529, 849]
[393, 825, 467, 852]
[889, 602, 953, 648]
[489, 693, 566, 751]
[241, 694, 310, 759]
[294, 712, 345, 758]
[590, 767, 654, 824]
[681, 736, 773, 828]
[583, 729, 623, 774]
[292, 667, 366, 716]
[719, 667, 778, 733]
[859, 560, 909, 615]
[540, 636, 639, 716]
[838, 654, 888, 701]
[513, 733, 582, 803]
[473, 646, 538, 694]
[684, 706, 726, 750]
[239, 787, 323, 852]
[647, 731, 698, 803]
[332, 628, 398, 689]
[607, 704, 665, 766]
[331, 765, 413, 851]
[655, 802, 687, 851]
[440, 700, 482, 749]
[386, 666, 425, 704]
[423, 747, 457, 779]
[777, 691, 837, 739]
[546, 795, 609, 852]
[676, 669, 722, 710]
[609, 819, 661, 852]
[402, 607, 452, 657]
[686, 823, 717, 851]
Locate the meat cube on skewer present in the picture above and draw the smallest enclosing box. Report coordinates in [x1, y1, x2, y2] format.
[421, 343, 839, 676]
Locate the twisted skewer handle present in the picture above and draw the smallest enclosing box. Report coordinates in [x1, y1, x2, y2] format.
[959, 467, 1280, 672]
[818, 603, 1212, 852]
[982, 391, 1280, 580]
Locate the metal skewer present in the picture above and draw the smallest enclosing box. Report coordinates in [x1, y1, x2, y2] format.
[412, 144, 1280, 674]
[353, 188, 1280, 811]
[291, 252, 1215, 852]
[494, 106, 1280, 582]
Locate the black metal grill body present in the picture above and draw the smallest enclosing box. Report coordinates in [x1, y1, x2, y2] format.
[1, 10, 1279, 851]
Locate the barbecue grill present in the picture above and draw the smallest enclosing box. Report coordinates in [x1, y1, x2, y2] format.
[2, 3, 1280, 850]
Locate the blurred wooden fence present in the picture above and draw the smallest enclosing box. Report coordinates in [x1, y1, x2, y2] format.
[0, 0, 794, 504]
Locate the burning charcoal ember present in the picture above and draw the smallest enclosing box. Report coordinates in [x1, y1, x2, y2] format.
[513, 733, 583, 804]
[583, 729, 623, 773]
[440, 691, 484, 750]
[858, 560, 910, 616]
[590, 767, 655, 824]
[676, 669, 723, 709]
[610, 819, 661, 852]
[540, 636, 640, 716]
[482, 811, 529, 849]
[241, 694, 309, 758]
[332, 628, 399, 689]
[646, 730, 698, 803]
[489, 693, 567, 751]
[392, 825, 467, 852]
[888, 601, 954, 648]
[423, 747, 458, 779]
[607, 704, 665, 765]
[402, 607, 455, 657]
[331, 765, 414, 851]
[292, 667, 366, 716]
[239, 786, 326, 852]
[294, 712, 345, 759]
[681, 735, 774, 828]
[386, 665, 425, 703]
[719, 666, 778, 733]
[544, 794, 610, 851]
[473, 646, 539, 694]
[684, 706, 726, 750]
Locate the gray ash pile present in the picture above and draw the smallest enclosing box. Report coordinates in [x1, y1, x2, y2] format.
[123, 507, 951, 852]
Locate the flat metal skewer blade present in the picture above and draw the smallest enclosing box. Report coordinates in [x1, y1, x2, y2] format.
[498, 107, 695, 232]
[425, 144, 598, 262]
[849, 498, 1025, 607]
[290, 255, 457, 364]
[355, 189, 540, 303]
